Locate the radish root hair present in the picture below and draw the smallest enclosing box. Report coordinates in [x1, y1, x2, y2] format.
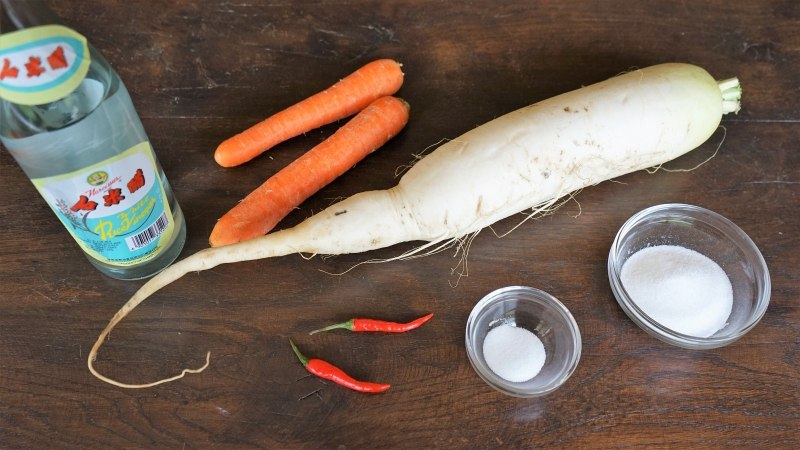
[448, 230, 481, 287]
[490, 189, 581, 239]
[319, 232, 462, 276]
[394, 137, 450, 177]
[647, 125, 726, 174]
[324, 188, 581, 282]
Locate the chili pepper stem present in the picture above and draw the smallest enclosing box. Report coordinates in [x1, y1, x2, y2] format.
[289, 339, 309, 367]
[309, 319, 355, 335]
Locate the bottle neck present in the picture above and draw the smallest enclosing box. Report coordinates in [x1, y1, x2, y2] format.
[0, 1, 119, 137]
[1, 0, 62, 30]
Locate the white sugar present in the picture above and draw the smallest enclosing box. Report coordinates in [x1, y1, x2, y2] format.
[483, 324, 546, 382]
[620, 245, 733, 337]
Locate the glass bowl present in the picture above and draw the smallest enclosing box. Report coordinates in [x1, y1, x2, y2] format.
[608, 203, 770, 349]
[465, 286, 581, 397]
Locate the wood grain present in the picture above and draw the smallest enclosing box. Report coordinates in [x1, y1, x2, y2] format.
[1, 0, 798, 448]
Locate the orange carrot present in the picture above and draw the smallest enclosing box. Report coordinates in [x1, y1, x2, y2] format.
[214, 59, 405, 168]
[209, 96, 410, 247]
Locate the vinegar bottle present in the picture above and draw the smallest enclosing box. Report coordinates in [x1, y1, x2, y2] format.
[0, 0, 186, 279]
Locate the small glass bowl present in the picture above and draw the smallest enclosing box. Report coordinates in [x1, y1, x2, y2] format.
[608, 203, 770, 349]
[465, 286, 581, 397]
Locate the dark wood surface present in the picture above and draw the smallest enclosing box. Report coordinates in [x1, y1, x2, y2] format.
[1, 1, 798, 448]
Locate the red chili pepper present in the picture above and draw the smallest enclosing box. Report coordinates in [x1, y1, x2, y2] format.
[309, 313, 434, 335]
[289, 339, 390, 394]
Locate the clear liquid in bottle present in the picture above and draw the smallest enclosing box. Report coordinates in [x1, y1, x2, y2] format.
[0, 1, 186, 279]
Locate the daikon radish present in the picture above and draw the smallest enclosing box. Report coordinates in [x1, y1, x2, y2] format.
[89, 63, 741, 388]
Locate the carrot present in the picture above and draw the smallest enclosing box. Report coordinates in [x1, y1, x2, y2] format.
[209, 96, 410, 247]
[214, 58, 405, 167]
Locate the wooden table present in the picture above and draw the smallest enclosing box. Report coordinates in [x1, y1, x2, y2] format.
[1, 1, 798, 448]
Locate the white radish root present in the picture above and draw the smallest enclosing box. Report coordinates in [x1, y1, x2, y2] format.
[88, 63, 742, 388]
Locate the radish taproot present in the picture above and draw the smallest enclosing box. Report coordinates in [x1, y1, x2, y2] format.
[89, 63, 741, 388]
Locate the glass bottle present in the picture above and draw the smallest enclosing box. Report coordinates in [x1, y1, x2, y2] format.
[0, 0, 186, 279]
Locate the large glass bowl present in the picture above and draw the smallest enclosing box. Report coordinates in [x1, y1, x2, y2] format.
[608, 204, 770, 349]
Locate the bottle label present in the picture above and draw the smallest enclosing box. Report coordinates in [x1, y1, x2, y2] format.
[0, 25, 91, 105]
[31, 142, 176, 267]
